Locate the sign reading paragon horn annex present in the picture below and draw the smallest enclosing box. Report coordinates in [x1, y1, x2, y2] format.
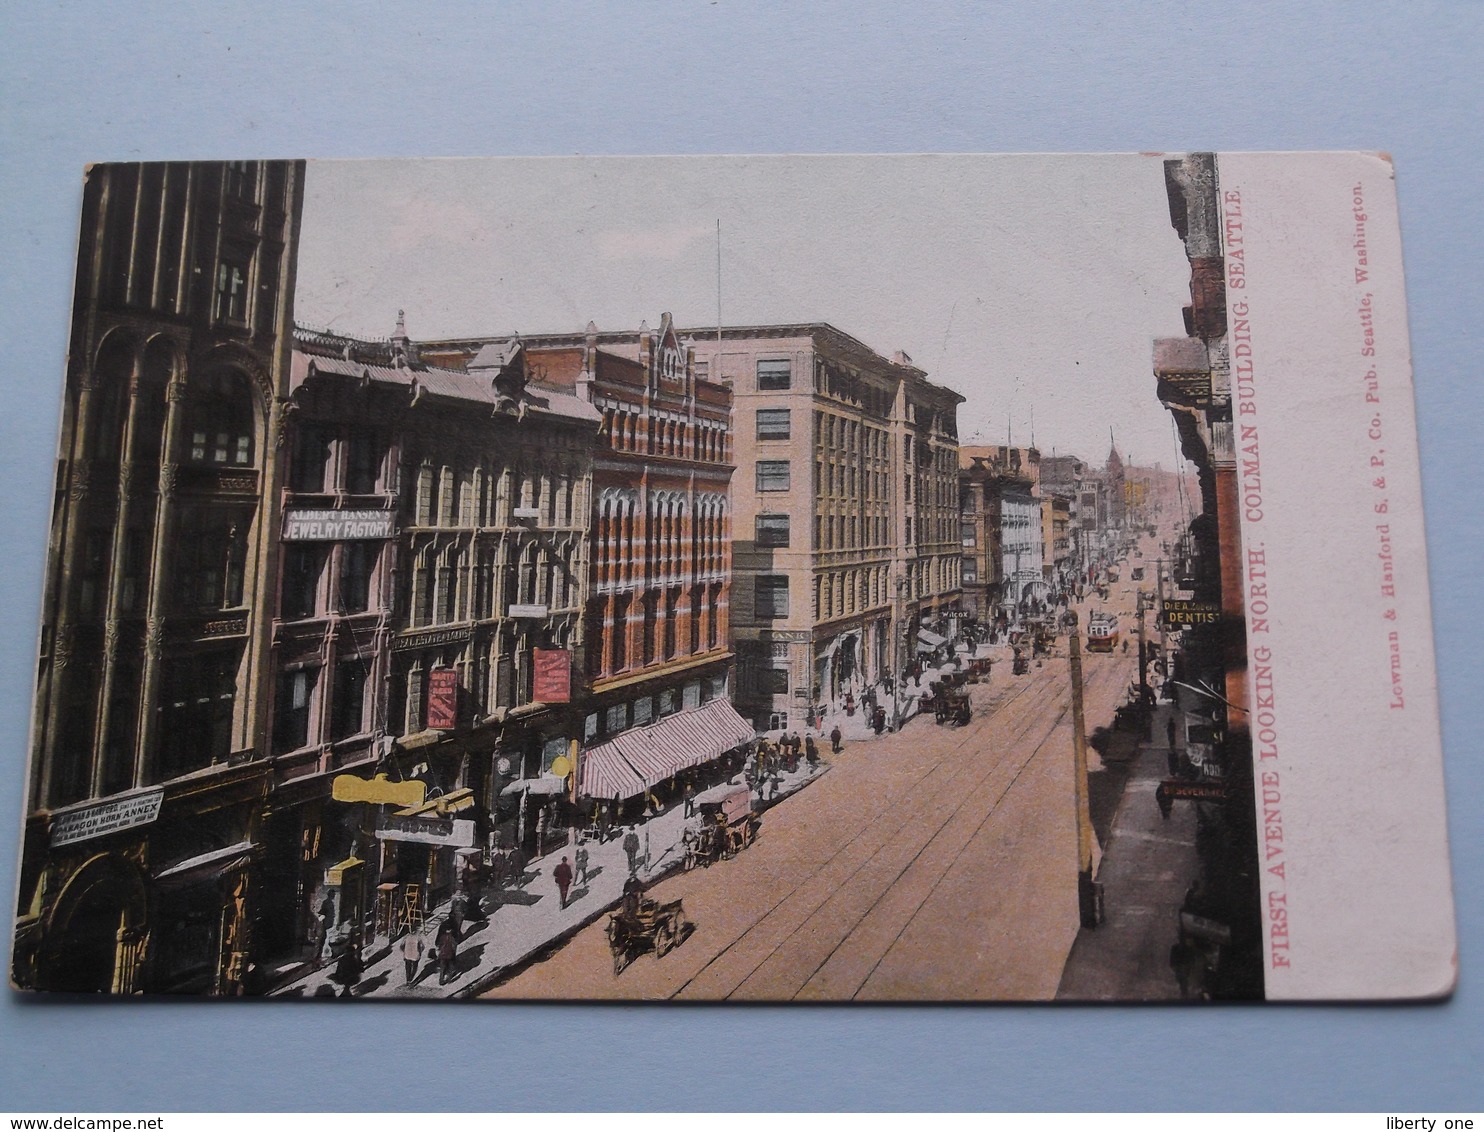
[282, 508, 395, 541]
[49, 787, 164, 847]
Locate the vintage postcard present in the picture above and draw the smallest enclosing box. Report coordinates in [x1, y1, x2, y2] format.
[9, 152, 1455, 1001]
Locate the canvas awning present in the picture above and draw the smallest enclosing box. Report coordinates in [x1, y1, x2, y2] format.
[579, 698, 756, 801]
[917, 628, 947, 651]
[153, 841, 257, 887]
[500, 773, 568, 797]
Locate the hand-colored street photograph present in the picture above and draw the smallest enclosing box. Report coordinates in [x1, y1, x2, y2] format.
[7, 153, 1390, 1001]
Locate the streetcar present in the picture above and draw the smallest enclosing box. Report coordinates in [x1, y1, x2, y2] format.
[1086, 612, 1120, 653]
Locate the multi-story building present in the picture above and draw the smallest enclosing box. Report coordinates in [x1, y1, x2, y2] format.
[959, 445, 1046, 617]
[686, 325, 963, 730]
[14, 160, 305, 995]
[1153, 151, 1262, 998]
[417, 315, 751, 825]
[254, 319, 599, 970]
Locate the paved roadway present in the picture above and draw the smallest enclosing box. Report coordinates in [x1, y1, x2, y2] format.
[485, 585, 1146, 1001]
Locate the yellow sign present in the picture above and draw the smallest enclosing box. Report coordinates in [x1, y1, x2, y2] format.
[549, 755, 572, 779]
[332, 773, 426, 808]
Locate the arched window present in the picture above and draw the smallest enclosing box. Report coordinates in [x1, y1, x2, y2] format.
[186, 368, 256, 467]
[86, 336, 134, 465]
[132, 340, 173, 471]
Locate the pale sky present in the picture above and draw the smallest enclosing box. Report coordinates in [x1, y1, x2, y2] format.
[295, 154, 1196, 469]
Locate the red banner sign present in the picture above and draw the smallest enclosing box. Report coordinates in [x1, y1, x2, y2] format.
[426, 667, 459, 730]
[533, 648, 571, 703]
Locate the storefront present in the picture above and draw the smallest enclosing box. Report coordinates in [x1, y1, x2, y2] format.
[579, 698, 755, 829]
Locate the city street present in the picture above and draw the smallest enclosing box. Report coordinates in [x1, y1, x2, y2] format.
[485, 592, 1146, 1000]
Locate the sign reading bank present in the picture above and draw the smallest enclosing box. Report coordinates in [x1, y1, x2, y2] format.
[283, 508, 395, 541]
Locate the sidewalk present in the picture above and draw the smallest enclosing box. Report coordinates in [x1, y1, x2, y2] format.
[1055, 700, 1201, 1001]
[270, 755, 831, 999]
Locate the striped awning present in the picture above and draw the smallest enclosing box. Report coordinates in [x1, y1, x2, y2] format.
[579, 698, 756, 801]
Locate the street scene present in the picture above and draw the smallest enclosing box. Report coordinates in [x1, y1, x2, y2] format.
[12, 153, 1264, 1001]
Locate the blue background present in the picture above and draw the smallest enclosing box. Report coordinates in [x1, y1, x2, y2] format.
[1, 1, 1480, 1112]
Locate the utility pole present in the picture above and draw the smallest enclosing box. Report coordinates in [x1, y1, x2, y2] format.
[1067, 613, 1100, 927]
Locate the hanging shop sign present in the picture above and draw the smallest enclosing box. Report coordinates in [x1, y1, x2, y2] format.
[49, 786, 165, 848]
[533, 648, 571, 703]
[331, 773, 426, 808]
[376, 814, 478, 848]
[427, 667, 460, 730]
[1160, 599, 1222, 628]
[282, 508, 395, 541]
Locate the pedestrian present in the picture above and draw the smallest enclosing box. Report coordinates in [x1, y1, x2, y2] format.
[306, 911, 327, 969]
[400, 928, 425, 984]
[873, 706, 886, 735]
[805, 735, 819, 767]
[448, 891, 465, 939]
[574, 839, 590, 885]
[435, 918, 458, 986]
[683, 780, 696, 818]
[622, 826, 641, 876]
[333, 938, 364, 997]
[553, 855, 574, 908]
[830, 725, 843, 755]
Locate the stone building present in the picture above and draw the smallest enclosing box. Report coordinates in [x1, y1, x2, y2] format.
[958, 445, 1046, 619]
[14, 160, 305, 995]
[254, 319, 599, 971]
[685, 325, 963, 731]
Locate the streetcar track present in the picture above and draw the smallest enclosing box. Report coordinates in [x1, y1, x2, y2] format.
[841, 658, 1123, 998]
[673, 666, 1080, 998]
[669, 671, 1057, 997]
[785, 658, 1123, 1000]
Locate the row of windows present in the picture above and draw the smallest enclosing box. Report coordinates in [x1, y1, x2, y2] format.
[292, 425, 389, 494]
[273, 657, 371, 754]
[600, 405, 729, 464]
[812, 566, 892, 622]
[412, 460, 584, 530]
[814, 512, 891, 553]
[595, 493, 727, 591]
[595, 583, 723, 676]
[409, 539, 582, 628]
[583, 674, 727, 742]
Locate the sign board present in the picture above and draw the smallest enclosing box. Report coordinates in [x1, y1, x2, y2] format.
[508, 603, 548, 618]
[282, 508, 395, 541]
[533, 648, 571, 703]
[1160, 599, 1222, 628]
[426, 667, 459, 730]
[331, 773, 426, 808]
[50, 786, 165, 847]
[375, 814, 477, 848]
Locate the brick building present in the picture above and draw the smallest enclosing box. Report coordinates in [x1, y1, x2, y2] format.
[419, 314, 750, 824]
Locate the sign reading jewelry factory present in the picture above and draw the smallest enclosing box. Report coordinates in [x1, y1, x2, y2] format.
[282, 508, 395, 541]
[49, 787, 165, 847]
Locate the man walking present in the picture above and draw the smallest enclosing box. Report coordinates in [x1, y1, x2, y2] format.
[574, 838, 591, 885]
[622, 826, 641, 876]
[830, 725, 843, 755]
[553, 855, 575, 909]
[400, 927, 425, 985]
[435, 918, 458, 986]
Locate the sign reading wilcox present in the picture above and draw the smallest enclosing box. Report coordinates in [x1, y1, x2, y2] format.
[50, 786, 165, 847]
[283, 508, 395, 542]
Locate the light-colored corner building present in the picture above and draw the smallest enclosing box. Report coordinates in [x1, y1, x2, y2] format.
[686, 324, 963, 731]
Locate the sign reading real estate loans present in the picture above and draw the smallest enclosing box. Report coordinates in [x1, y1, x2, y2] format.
[282, 508, 395, 541]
